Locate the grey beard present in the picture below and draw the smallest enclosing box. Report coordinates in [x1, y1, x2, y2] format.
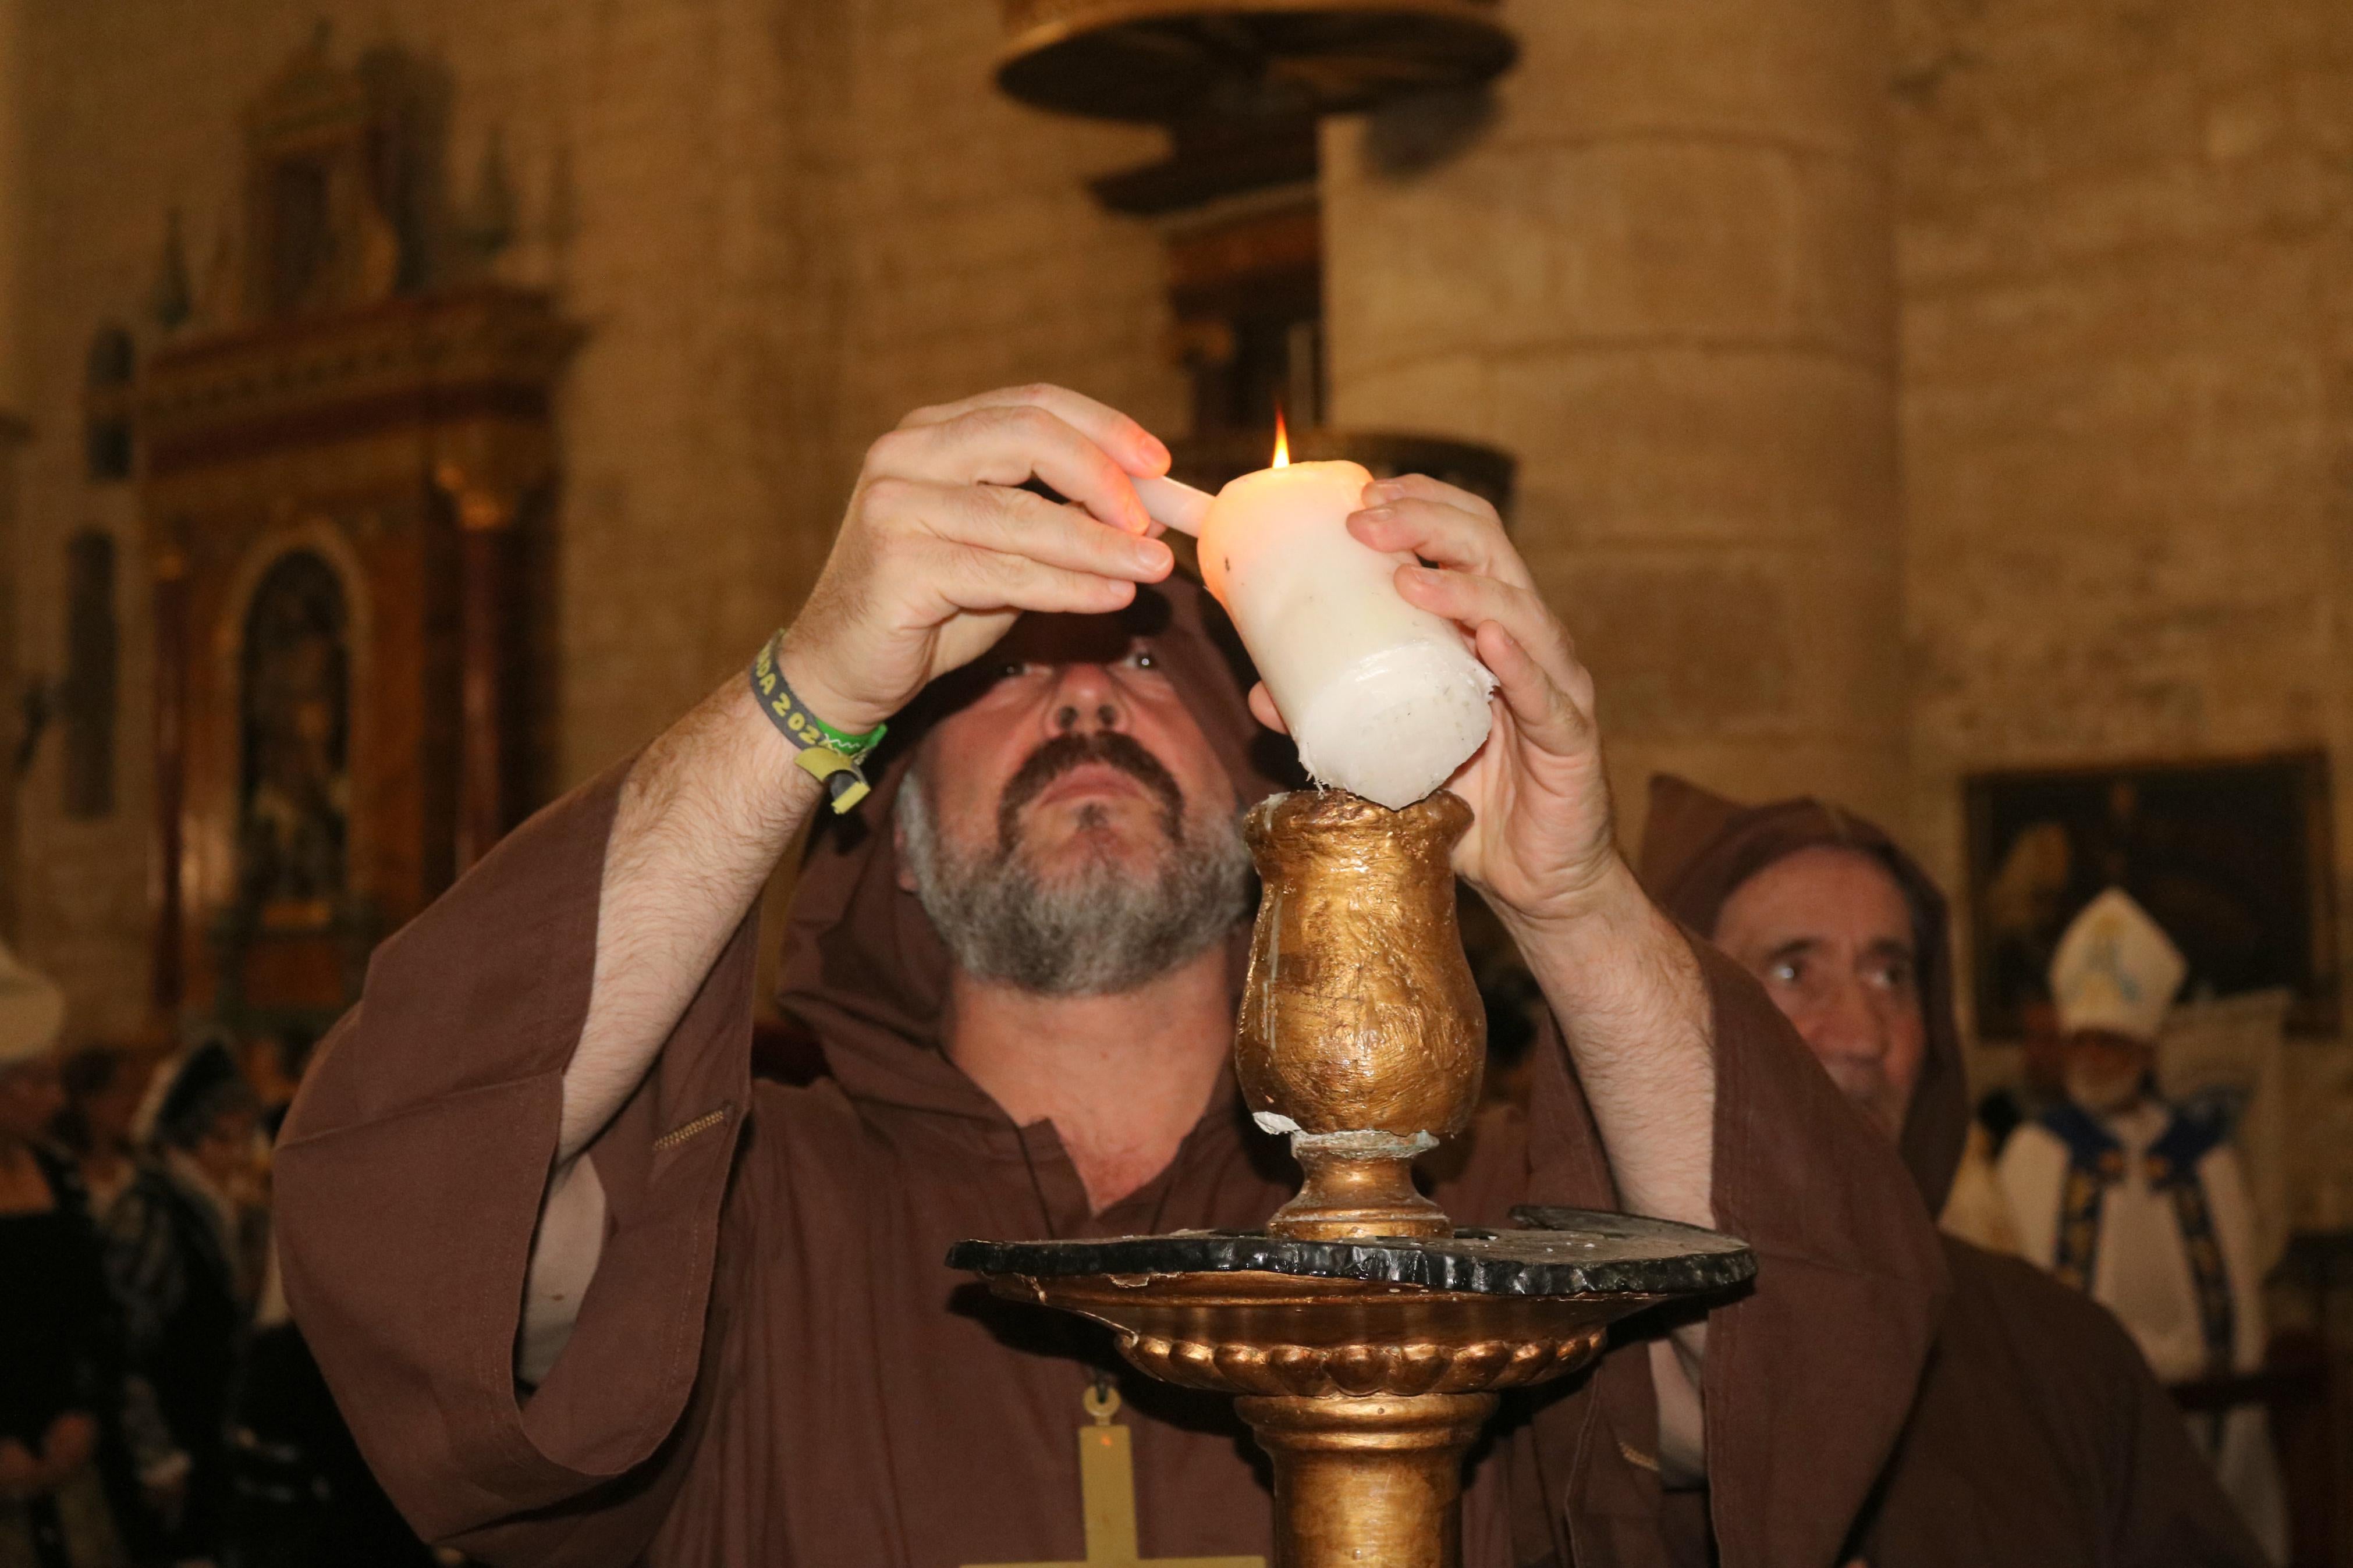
[896, 773, 1252, 997]
[2064, 1059, 2148, 1116]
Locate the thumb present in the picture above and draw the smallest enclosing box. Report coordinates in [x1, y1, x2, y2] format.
[1247, 682, 1288, 734]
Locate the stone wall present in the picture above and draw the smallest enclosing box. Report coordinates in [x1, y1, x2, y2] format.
[1893, 0, 2353, 1220]
[6, 0, 1178, 1040]
[1322, 0, 1911, 846]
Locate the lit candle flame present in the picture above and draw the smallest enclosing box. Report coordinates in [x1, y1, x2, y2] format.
[1271, 410, 1290, 469]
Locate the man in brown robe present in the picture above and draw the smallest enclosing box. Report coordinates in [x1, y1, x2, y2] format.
[275, 385, 1945, 1568]
[1638, 775, 2266, 1566]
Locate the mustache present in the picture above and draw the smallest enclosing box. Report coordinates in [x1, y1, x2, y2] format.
[997, 731, 1186, 848]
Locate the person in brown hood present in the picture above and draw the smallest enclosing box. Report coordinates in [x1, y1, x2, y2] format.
[274, 385, 1946, 1568]
[1638, 774, 2266, 1566]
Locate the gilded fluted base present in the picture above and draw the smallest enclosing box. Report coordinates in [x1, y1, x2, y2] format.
[994, 1269, 1617, 1399]
[982, 1268, 1625, 1568]
[1238, 1392, 1496, 1568]
[953, 1217, 1755, 1568]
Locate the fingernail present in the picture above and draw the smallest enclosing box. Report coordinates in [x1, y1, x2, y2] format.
[1365, 479, 1401, 502]
[1355, 506, 1394, 523]
[1142, 434, 1173, 472]
[1135, 541, 1169, 572]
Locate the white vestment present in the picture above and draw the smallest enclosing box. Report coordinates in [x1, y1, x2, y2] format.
[1998, 1101, 2288, 1562]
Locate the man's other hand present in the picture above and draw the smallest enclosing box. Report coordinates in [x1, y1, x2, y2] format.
[1246, 473, 1623, 937]
[778, 385, 1177, 735]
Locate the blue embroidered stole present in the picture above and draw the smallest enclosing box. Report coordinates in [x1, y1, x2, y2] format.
[2038, 1098, 2237, 1376]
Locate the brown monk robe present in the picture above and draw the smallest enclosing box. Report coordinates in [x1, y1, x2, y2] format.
[1638, 776, 2266, 1567]
[271, 573, 1943, 1568]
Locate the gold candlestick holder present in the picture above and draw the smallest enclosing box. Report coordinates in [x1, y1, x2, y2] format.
[951, 790, 1751, 1568]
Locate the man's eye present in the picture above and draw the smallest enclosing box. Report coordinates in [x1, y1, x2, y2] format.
[1872, 960, 1917, 991]
[995, 661, 1032, 679]
[1127, 648, 1158, 670]
[1768, 960, 1803, 986]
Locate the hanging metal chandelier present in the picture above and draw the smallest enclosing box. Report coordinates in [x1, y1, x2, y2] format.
[995, 0, 1517, 124]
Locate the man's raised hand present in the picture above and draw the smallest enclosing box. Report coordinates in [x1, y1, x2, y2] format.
[777, 385, 1176, 735]
[1245, 472, 1624, 937]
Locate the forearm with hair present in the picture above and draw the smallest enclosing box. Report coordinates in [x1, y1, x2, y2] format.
[1506, 863, 1715, 1229]
[1503, 861, 1716, 1481]
[560, 678, 819, 1164]
[520, 677, 818, 1386]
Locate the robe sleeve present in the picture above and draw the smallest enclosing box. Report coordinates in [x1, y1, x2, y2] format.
[1685, 941, 1949, 1567]
[273, 759, 755, 1566]
[1515, 937, 1949, 1568]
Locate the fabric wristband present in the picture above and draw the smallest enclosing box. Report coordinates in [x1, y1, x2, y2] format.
[750, 635, 887, 814]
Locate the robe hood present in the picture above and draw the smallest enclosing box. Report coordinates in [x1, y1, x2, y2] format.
[773, 571, 1298, 1118]
[1635, 774, 1969, 1213]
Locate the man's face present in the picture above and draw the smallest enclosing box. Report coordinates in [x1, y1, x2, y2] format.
[896, 614, 1251, 995]
[2061, 1028, 2153, 1114]
[193, 1105, 258, 1190]
[1713, 845, 1926, 1140]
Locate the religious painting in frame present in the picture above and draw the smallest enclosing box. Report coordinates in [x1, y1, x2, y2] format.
[236, 547, 352, 925]
[1964, 752, 2338, 1038]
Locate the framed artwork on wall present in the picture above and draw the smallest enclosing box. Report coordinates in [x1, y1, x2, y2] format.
[1964, 751, 2338, 1038]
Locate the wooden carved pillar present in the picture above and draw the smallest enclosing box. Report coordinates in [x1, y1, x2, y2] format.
[139, 271, 574, 1037]
[439, 467, 519, 873]
[150, 526, 189, 1020]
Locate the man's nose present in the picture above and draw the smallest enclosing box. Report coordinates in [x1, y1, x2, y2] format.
[1042, 663, 1130, 737]
[1807, 978, 1890, 1065]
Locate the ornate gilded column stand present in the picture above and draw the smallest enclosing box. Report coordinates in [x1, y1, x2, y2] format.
[952, 791, 1752, 1568]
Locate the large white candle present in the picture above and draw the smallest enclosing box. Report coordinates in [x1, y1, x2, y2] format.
[1197, 459, 1495, 809]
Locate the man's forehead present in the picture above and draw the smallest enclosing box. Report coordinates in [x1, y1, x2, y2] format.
[1727, 844, 1917, 939]
[996, 595, 1173, 664]
[916, 591, 1211, 751]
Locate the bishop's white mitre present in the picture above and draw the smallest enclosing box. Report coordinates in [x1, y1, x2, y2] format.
[0, 939, 66, 1065]
[2049, 887, 2187, 1043]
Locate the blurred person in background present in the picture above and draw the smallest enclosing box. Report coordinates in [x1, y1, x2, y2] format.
[1976, 996, 2068, 1162]
[0, 944, 131, 1568]
[229, 1040, 303, 1147]
[1638, 778, 2262, 1567]
[223, 1028, 432, 1568]
[107, 1042, 265, 1567]
[1998, 889, 2288, 1560]
[51, 1051, 151, 1230]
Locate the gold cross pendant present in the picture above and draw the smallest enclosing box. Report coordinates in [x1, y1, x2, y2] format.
[963, 1385, 1264, 1568]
